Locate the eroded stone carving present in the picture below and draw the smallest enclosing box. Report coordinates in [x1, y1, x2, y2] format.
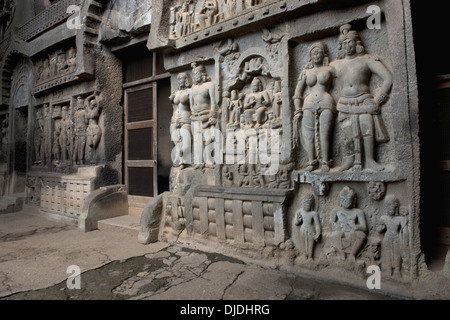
[377, 195, 409, 278]
[86, 91, 103, 165]
[294, 41, 335, 173]
[0, 116, 8, 163]
[171, 0, 194, 39]
[59, 105, 71, 164]
[330, 25, 393, 172]
[294, 194, 321, 261]
[34, 46, 77, 92]
[328, 186, 368, 265]
[170, 72, 192, 168]
[41, 104, 52, 167]
[190, 62, 218, 169]
[243, 77, 271, 129]
[198, 0, 220, 29]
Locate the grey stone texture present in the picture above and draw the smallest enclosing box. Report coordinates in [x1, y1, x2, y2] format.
[0, 0, 447, 300]
[2, 209, 450, 300]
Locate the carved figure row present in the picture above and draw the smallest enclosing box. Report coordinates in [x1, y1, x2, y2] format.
[170, 25, 393, 176]
[292, 187, 409, 278]
[34, 92, 102, 168]
[227, 77, 282, 130]
[170, 0, 269, 39]
[222, 163, 293, 189]
[35, 46, 77, 84]
[170, 63, 218, 169]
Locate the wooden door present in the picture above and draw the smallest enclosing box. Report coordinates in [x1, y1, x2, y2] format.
[124, 82, 158, 198]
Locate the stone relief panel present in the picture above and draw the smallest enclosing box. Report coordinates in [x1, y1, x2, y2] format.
[292, 24, 394, 175]
[169, 0, 271, 40]
[33, 46, 78, 94]
[32, 91, 103, 172]
[162, 15, 416, 283]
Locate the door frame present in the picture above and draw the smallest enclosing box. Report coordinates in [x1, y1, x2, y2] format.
[124, 81, 158, 198]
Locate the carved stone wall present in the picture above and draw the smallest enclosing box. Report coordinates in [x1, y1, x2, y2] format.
[155, 0, 424, 287]
[0, 0, 123, 218]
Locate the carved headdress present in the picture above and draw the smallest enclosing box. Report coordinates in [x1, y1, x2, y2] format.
[339, 24, 361, 44]
[337, 24, 366, 59]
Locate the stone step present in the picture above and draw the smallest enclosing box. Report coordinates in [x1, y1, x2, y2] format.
[97, 215, 140, 237]
[128, 206, 144, 217]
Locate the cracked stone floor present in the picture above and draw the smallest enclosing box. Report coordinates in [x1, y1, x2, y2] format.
[0, 208, 401, 300]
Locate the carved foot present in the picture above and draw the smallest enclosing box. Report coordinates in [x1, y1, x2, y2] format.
[336, 156, 354, 172]
[365, 159, 385, 172]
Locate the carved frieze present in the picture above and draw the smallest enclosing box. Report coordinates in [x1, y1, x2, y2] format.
[33, 46, 78, 95]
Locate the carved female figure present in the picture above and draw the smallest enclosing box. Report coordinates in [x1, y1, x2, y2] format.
[293, 41, 335, 172]
[227, 89, 242, 128]
[272, 80, 282, 124]
[294, 194, 321, 260]
[170, 72, 192, 168]
[86, 92, 103, 164]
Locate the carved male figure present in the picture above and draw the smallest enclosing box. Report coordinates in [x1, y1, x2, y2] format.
[33, 110, 43, 165]
[377, 195, 405, 278]
[170, 72, 192, 168]
[190, 63, 218, 168]
[175, 0, 194, 37]
[53, 119, 61, 164]
[41, 104, 52, 166]
[73, 96, 88, 165]
[294, 41, 335, 172]
[330, 24, 393, 171]
[66, 47, 76, 73]
[330, 186, 368, 263]
[294, 194, 321, 261]
[244, 77, 271, 128]
[198, 0, 219, 28]
[59, 106, 71, 163]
